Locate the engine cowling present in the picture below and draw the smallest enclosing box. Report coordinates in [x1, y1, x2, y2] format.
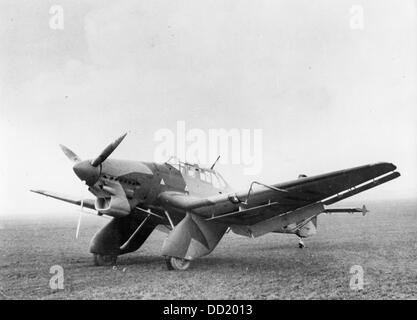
[95, 196, 131, 217]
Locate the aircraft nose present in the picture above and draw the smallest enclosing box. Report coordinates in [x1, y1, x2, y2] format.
[73, 160, 99, 185]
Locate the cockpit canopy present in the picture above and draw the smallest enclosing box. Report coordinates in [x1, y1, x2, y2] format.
[165, 156, 230, 190]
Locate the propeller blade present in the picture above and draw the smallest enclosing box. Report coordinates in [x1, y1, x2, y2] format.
[91, 133, 127, 167]
[60, 144, 82, 163]
[75, 199, 84, 239]
[75, 212, 82, 239]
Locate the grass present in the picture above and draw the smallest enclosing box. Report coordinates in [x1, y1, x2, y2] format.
[0, 199, 416, 299]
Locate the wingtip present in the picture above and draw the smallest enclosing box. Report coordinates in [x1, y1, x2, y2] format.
[372, 162, 397, 172]
[30, 189, 44, 194]
[387, 162, 397, 171]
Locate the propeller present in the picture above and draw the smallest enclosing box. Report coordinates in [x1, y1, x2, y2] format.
[59, 134, 128, 237]
[91, 133, 127, 167]
[75, 199, 84, 239]
[361, 205, 369, 216]
[59, 145, 82, 163]
[59, 133, 127, 186]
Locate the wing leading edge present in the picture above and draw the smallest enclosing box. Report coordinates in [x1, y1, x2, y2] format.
[30, 190, 96, 210]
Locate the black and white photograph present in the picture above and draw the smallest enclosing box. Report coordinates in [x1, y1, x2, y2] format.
[0, 0, 416, 306]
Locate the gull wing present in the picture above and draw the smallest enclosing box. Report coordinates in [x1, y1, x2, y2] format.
[30, 189, 96, 210]
[158, 162, 400, 225]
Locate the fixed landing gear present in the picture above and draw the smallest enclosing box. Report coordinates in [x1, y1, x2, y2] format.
[298, 237, 305, 249]
[165, 256, 191, 271]
[93, 254, 117, 266]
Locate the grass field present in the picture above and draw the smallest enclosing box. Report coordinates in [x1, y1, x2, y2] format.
[1, 199, 416, 300]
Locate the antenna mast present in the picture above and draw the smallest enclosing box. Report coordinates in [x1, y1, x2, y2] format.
[210, 155, 221, 170]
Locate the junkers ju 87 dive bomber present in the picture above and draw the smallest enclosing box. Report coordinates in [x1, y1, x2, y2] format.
[32, 133, 400, 270]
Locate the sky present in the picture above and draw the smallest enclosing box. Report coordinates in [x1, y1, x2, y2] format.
[0, 0, 416, 217]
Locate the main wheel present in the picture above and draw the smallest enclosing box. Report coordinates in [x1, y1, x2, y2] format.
[93, 254, 117, 266]
[165, 257, 191, 271]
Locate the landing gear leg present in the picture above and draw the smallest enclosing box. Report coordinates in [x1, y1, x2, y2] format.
[93, 254, 117, 266]
[298, 237, 305, 249]
[165, 256, 191, 271]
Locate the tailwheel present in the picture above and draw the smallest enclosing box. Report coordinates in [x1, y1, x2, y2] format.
[298, 239, 305, 249]
[93, 254, 117, 266]
[165, 256, 191, 271]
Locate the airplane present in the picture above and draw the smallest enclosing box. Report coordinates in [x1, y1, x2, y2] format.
[31, 133, 400, 270]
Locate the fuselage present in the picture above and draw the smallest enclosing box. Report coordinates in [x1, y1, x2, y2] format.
[78, 158, 232, 219]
